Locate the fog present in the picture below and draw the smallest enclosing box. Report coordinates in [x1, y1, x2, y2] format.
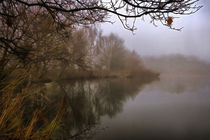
[143, 54, 210, 75]
[101, 0, 210, 62]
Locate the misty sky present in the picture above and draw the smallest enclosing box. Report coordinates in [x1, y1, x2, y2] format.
[101, 0, 210, 62]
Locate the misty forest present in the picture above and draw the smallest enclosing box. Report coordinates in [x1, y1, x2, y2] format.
[1, 0, 210, 140]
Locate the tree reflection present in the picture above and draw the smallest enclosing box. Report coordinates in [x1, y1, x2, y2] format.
[19, 78, 156, 139]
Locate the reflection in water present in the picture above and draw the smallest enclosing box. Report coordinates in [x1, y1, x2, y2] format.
[93, 74, 210, 140]
[25, 78, 156, 139]
[22, 74, 210, 140]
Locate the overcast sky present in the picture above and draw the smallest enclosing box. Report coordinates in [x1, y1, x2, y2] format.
[101, 0, 210, 62]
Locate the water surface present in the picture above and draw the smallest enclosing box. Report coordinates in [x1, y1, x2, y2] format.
[92, 74, 210, 140]
[42, 74, 210, 140]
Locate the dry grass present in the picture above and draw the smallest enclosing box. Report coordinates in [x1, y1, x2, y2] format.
[0, 66, 67, 140]
[0, 92, 66, 139]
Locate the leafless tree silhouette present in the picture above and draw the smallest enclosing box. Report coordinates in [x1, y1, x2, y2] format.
[0, 0, 201, 59]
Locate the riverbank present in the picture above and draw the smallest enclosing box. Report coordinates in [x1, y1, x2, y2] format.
[36, 69, 159, 83]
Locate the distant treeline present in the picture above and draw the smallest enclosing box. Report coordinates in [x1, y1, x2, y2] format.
[143, 54, 210, 75]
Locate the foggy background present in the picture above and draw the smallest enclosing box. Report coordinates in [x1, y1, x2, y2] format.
[101, 0, 210, 62]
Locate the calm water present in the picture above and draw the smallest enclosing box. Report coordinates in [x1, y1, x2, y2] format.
[43, 74, 210, 140]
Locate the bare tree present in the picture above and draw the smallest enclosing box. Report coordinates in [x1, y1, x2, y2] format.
[0, 0, 201, 28]
[95, 33, 126, 71]
[106, 0, 202, 30]
[0, 0, 201, 59]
